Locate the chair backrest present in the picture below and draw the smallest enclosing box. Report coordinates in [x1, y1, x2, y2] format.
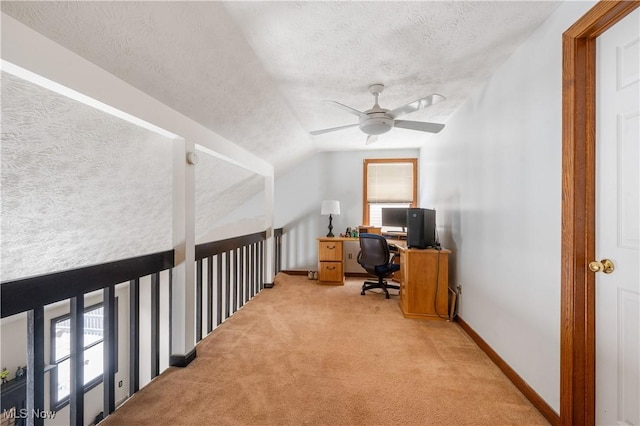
[358, 233, 391, 269]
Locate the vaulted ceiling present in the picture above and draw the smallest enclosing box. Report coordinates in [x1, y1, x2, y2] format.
[1, 1, 561, 175]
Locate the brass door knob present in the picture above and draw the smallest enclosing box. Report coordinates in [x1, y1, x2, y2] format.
[588, 259, 615, 274]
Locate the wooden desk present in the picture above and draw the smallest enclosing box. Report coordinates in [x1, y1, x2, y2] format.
[393, 242, 450, 320]
[317, 237, 358, 285]
[317, 238, 450, 321]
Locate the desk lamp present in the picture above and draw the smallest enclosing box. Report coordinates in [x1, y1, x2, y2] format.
[321, 200, 341, 237]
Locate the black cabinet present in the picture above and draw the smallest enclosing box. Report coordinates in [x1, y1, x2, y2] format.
[1, 378, 26, 426]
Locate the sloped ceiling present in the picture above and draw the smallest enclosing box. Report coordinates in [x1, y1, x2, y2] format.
[1, 1, 561, 174]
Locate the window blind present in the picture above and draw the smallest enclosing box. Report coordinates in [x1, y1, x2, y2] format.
[366, 162, 414, 203]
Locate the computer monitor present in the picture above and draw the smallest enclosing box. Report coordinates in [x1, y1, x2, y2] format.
[381, 207, 408, 231]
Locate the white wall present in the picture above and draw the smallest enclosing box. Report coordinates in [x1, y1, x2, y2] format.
[274, 148, 418, 271]
[418, 0, 596, 412]
[0, 72, 175, 282]
[194, 153, 267, 244]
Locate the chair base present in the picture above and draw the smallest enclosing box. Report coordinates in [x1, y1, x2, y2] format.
[361, 279, 400, 299]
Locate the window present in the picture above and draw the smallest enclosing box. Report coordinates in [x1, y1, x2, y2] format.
[363, 158, 417, 227]
[50, 303, 108, 410]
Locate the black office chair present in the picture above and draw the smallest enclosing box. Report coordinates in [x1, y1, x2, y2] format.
[357, 233, 400, 299]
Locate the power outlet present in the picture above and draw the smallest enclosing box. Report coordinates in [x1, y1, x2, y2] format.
[457, 285, 462, 295]
[118, 380, 123, 388]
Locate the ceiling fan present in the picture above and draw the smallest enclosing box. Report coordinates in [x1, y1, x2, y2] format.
[310, 84, 446, 144]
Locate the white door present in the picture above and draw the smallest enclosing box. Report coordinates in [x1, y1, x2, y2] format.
[595, 8, 640, 426]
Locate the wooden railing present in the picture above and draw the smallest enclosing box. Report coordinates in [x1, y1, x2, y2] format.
[0, 228, 286, 425]
[194, 231, 266, 342]
[0, 250, 174, 426]
[192, 228, 284, 342]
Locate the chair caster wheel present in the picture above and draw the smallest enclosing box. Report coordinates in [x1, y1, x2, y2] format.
[361, 291, 365, 295]
[385, 294, 390, 299]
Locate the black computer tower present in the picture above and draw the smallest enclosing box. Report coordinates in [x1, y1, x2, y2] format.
[406, 208, 437, 249]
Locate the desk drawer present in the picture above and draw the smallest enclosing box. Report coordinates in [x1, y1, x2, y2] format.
[318, 241, 343, 261]
[318, 261, 343, 282]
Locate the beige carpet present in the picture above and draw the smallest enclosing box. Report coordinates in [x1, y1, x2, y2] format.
[103, 273, 549, 425]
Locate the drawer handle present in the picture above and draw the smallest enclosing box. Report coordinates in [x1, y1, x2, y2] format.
[326, 266, 336, 270]
[326, 245, 336, 249]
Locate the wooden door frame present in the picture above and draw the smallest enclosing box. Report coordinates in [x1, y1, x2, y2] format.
[561, 1, 639, 425]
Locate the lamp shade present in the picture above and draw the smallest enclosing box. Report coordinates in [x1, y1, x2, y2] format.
[321, 200, 341, 215]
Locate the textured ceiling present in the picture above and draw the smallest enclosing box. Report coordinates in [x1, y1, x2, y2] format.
[1, 1, 561, 174]
[1, 71, 174, 280]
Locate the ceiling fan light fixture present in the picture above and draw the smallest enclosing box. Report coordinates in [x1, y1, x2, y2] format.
[359, 115, 393, 135]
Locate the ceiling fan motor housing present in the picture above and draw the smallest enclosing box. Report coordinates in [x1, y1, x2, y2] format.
[359, 112, 393, 135]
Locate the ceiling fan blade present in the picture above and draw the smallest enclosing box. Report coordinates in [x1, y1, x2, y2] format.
[325, 100, 366, 117]
[389, 94, 446, 118]
[394, 120, 445, 134]
[366, 135, 378, 145]
[310, 123, 359, 135]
